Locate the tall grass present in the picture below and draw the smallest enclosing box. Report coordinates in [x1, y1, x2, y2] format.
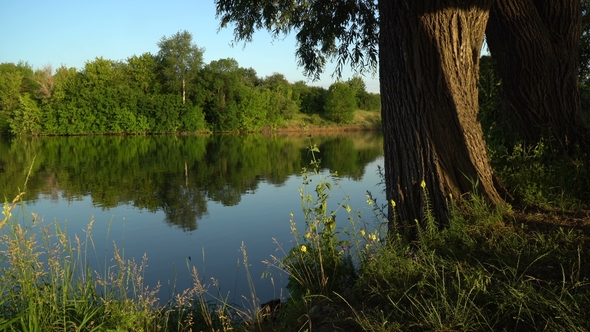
[0, 193, 267, 331]
[2, 140, 589, 331]
[0, 193, 162, 331]
[0, 189, 290, 332]
[490, 139, 590, 210]
[259, 143, 590, 331]
[338, 190, 589, 331]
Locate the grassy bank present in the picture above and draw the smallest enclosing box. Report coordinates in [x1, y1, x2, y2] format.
[1, 140, 589, 331]
[275, 109, 382, 133]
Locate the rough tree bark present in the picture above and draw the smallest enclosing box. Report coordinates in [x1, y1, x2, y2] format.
[486, 0, 587, 147]
[379, 1, 504, 233]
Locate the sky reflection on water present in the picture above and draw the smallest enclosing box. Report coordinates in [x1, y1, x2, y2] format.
[24, 157, 385, 304]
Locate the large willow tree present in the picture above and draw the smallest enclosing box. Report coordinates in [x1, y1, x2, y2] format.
[380, 2, 507, 233]
[215, 0, 500, 230]
[215, 0, 582, 233]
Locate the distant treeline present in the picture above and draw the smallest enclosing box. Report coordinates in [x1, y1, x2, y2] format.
[0, 30, 380, 136]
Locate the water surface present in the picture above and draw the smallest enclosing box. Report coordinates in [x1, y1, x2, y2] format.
[0, 132, 384, 304]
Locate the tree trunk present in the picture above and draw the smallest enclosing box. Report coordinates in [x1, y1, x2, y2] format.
[379, 1, 503, 235]
[486, 0, 587, 148]
[182, 78, 186, 104]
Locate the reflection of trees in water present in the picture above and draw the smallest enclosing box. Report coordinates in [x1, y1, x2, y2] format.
[319, 137, 371, 181]
[0, 133, 383, 232]
[158, 182, 207, 231]
[300, 133, 384, 181]
[207, 184, 244, 207]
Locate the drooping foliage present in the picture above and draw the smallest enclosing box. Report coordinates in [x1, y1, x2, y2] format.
[215, 0, 379, 80]
[215, 0, 587, 231]
[215, 0, 505, 229]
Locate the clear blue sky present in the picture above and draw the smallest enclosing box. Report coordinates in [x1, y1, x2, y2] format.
[0, 0, 380, 92]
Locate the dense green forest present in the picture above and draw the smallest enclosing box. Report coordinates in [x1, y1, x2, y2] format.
[0, 30, 381, 136]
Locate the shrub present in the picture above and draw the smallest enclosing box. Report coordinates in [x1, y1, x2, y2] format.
[324, 82, 356, 124]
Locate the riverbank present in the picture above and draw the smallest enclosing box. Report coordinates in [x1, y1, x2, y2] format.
[2, 182, 589, 331]
[274, 109, 382, 133]
[2, 126, 590, 331]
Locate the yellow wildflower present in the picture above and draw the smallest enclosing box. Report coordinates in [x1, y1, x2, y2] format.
[360, 229, 366, 237]
[421, 180, 426, 188]
[300, 245, 307, 253]
[369, 233, 377, 241]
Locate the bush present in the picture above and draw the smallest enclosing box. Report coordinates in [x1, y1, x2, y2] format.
[324, 82, 356, 124]
[8, 93, 42, 135]
[181, 104, 207, 132]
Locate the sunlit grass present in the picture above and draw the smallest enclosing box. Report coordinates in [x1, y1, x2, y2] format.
[0, 194, 264, 331]
[1, 138, 589, 331]
[258, 143, 590, 331]
[283, 109, 381, 132]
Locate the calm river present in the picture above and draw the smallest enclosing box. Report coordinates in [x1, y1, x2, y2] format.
[0, 132, 384, 305]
